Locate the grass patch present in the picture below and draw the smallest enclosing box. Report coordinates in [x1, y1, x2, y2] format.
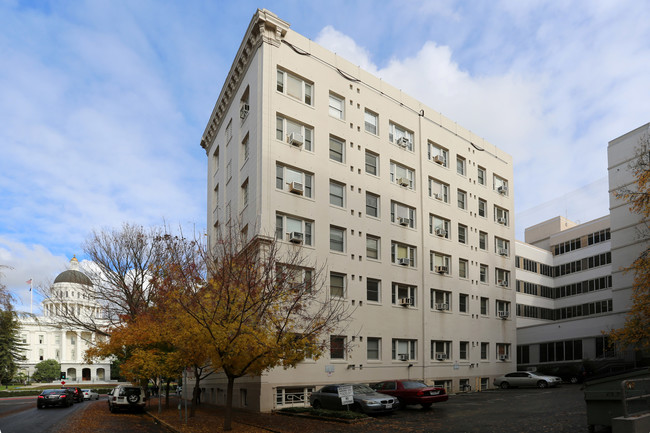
[278, 406, 368, 420]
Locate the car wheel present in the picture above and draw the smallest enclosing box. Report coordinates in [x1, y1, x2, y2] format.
[109, 404, 115, 413]
[351, 403, 363, 413]
[312, 400, 322, 409]
[37, 405, 42, 409]
[500, 382, 509, 389]
[569, 376, 578, 384]
[421, 403, 433, 409]
[537, 381, 548, 389]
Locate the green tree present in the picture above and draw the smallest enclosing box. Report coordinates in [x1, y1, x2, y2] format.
[0, 265, 25, 385]
[32, 359, 61, 383]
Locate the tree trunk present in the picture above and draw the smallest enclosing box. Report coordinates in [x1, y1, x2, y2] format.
[224, 376, 235, 431]
[164, 377, 172, 408]
[190, 366, 202, 417]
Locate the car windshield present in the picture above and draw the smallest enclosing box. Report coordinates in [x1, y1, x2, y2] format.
[82, 389, 90, 392]
[42, 389, 63, 395]
[351, 385, 375, 394]
[402, 381, 427, 389]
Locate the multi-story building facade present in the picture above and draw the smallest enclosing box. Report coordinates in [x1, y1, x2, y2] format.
[199, 9, 516, 411]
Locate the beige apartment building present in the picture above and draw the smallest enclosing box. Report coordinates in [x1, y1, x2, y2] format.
[199, 9, 516, 411]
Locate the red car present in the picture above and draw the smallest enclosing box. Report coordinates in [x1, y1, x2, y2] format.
[370, 380, 448, 409]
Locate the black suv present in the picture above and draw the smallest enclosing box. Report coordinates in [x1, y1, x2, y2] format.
[62, 386, 84, 403]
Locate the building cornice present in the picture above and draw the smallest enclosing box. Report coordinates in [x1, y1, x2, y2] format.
[200, 9, 290, 153]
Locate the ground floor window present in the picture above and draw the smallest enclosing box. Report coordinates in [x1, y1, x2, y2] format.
[480, 378, 490, 390]
[275, 387, 314, 408]
[459, 378, 471, 392]
[433, 380, 452, 393]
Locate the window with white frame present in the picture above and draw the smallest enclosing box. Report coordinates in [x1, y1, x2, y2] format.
[495, 237, 509, 256]
[430, 215, 450, 239]
[428, 141, 448, 167]
[479, 231, 488, 250]
[481, 342, 489, 360]
[494, 206, 509, 225]
[225, 118, 233, 143]
[367, 278, 381, 302]
[391, 201, 415, 228]
[459, 293, 469, 313]
[226, 160, 232, 182]
[391, 242, 416, 267]
[329, 135, 345, 163]
[330, 226, 345, 252]
[496, 300, 510, 318]
[458, 224, 467, 244]
[480, 297, 489, 315]
[495, 268, 510, 287]
[365, 151, 379, 175]
[459, 341, 469, 360]
[431, 289, 451, 310]
[330, 335, 345, 359]
[477, 166, 486, 185]
[496, 343, 511, 360]
[241, 179, 249, 209]
[428, 178, 449, 203]
[431, 340, 451, 360]
[277, 264, 313, 292]
[457, 189, 467, 210]
[329, 93, 344, 119]
[366, 192, 380, 218]
[430, 251, 451, 273]
[213, 146, 220, 173]
[277, 69, 313, 105]
[459, 259, 468, 278]
[241, 134, 249, 162]
[364, 109, 378, 135]
[389, 122, 414, 151]
[478, 198, 487, 217]
[276, 115, 313, 151]
[494, 174, 508, 194]
[366, 235, 380, 260]
[276, 164, 313, 198]
[390, 162, 415, 189]
[329, 180, 345, 207]
[367, 337, 381, 360]
[391, 283, 416, 306]
[480, 264, 488, 283]
[392, 339, 417, 361]
[330, 272, 346, 298]
[275, 214, 313, 245]
[456, 156, 466, 176]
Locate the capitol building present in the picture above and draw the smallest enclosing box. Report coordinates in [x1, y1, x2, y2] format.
[18, 257, 112, 383]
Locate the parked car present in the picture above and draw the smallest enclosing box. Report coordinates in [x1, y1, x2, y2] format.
[494, 371, 562, 389]
[37, 389, 74, 408]
[107, 385, 146, 413]
[82, 389, 100, 400]
[309, 383, 397, 414]
[62, 386, 84, 403]
[370, 380, 448, 408]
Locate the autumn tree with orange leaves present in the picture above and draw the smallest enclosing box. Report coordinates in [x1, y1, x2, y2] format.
[609, 132, 650, 352]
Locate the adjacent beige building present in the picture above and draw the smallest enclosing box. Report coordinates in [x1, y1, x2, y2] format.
[199, 9, 516, 411]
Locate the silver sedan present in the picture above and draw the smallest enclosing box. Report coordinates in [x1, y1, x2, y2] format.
[82, 389, 100, 400]
[494, 371, 562, 389]
[310, 383, 397, 413]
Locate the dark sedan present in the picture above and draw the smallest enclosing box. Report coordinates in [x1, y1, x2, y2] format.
[371, 380, 448, 408]
[37, 389, 74, 408]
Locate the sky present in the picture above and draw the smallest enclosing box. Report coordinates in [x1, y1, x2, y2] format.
[1, 0, 649, 313]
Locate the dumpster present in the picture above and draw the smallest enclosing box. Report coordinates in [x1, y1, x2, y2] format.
[584, 368, 650, 432]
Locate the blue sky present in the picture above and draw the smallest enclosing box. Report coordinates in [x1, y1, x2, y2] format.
[1, 0, 649, 312]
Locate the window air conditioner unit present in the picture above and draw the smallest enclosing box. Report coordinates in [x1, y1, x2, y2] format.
[289, 181, 304, 195]
[239, 103, 250, 120]
[436, 353, 448, 360]
[398, 297, 412, 306]
[497, 217, 507, 224]
[498, 311, 510, 319]
[398, 353, 409, 361]
[288, 132, 304, 147]
[499, 354, 508, 361]
[435, 303, 449, 310]
[497, 185, 508, 195]
[397, 216, 409, 226]
[498, 280, 508, 287]
[397, 177, 410, 187]
[435, 227, 447, 237]
[498, 248, 508, 256]
[435, 265, 448, 274]
[288, 232, 304, 244]
[433, 155, 444, 165]
[398, 257, 410, 266]
[433, 192, 442, 200]
[397, 137, 410, 148]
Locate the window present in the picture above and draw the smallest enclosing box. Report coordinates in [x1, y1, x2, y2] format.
[430, 251, 451, 273]
[329, 181, 345, 207]
[241, 179, 249, 208]
[430, 215, 450, 239]
[276, 164, 313, 197]
[366, 235, 380, 260]
[457, 189, 467, 210]
[225, 118, 233, 143]
[459, 259, 468, 278]
[330, 335, 346, 359]
[428, 178, 449, 203]
[431, 289, 451, 310]
[392, 283, 416, 306]
[392, 339, 417, 360]
[458, 224, 467, 244]
[367, 278, 381, 302]
[277, 69, 312, 105]
[276, 115, 313, 151]
[428, 142, 448, 167]
[391, 201, 415, 228]
[329, 135, 345, 163]
[459, 341, 469, 360]
[241, 134, 249, 162]
[459, 293, 469, 313]
[456, 156, 466, 176]
[479, 231, 488, 250]
[478, 198, 487, 217]
[496, 343, 511, 360]
[366, 192, 380, 217]
[494, 206, 509, 225]
[367, 337, 381, 360]
[330, 226, 345, 252]
[480, 297, 489, 315]
[431, 341, 451, 360]
[479, 264, 488, 283]
[496, 300, 510, 318]
[226, 160, 232, 182]
[391, 242, 416, 267]
[495, 268, 510, 287]
[329, 93, 344, 119]
[364, 110, 378, 134]
[477, 166, 486, 185]
[495, 237, 509, 256]
[494, 174, 508, 194]
[481, 342, 489, 360]
[38, 335, 44, 344]
[330, 272, 346, 298]
[389, 122, 414, 151]
[365, 151, 379, 175]
[276, 214, 313, 245]
[390, 162, 415, 189]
